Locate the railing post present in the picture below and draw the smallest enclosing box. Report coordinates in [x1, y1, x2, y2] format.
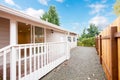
[66, 42, 70, 60]
[3, 51, 6, 80]
[110, 26, 118, 80]
[99, 35, 102, 64]
[10, 46, 16, 80]
[46, 43, 49, 64]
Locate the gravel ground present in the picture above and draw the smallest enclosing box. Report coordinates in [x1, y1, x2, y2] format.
[41, 47, 106, 80]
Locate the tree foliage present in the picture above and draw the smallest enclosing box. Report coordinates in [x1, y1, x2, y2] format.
[41, 5, 60, 26]
[87, 24, 99, 37]
[41, 12, 48, 21]
[113, 0, 120, 16]
[77, 37, 95, 47]
[78, 24, 99, 47]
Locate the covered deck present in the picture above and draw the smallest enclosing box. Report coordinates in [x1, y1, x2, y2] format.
[0, 5, 77, 80]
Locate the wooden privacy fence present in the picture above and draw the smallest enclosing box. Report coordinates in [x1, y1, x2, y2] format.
[95, 26, 120, 80]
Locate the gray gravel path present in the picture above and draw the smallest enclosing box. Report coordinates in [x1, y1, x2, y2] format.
[41, 47, 106, 80]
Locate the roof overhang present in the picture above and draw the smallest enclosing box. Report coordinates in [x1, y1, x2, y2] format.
[0, 5, 76, 33]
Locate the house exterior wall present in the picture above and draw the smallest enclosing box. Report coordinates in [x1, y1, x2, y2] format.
[0, 17, 10, 48]
[0, 9, 77, 49]
[46, 29, 66, 42]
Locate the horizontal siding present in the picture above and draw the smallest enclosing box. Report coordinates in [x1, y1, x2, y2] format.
[46, 29, 66, 42]
[0, 17, 10, 49]
[46, 29, 77, 49]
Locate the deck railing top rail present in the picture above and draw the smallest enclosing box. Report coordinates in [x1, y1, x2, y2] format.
[0, 45, 12, 53]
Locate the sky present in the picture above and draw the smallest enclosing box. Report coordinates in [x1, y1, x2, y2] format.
[0, 0, 117, 34]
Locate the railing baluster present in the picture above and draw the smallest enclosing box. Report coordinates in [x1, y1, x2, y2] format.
[46, 44, 47, 65]
[18, 47, 21, 80]
[39, 46, 41, 68]
[49, 44, 51, 62]
[51, 43, 53, 62]
[42, 45, 44, 66]
[43, 44, 45, 66]
[41, 45, 43, 67]
[48, 43, 50, 63]
[29, 45, 32, 73]
[3, 51, 6, 80]
[24, 46, 27, 76]
[46, 43, 48, 65]
[53, 43, 54, 60]
[53, 44, 55, 60]
[38, 44, 40, 69]
[34, 44, 36, 71]
[45, 44, 47, 65]
[50, 44, 52, 62]
[43, 44, 46, 66]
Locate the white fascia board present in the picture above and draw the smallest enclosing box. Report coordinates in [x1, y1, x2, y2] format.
[0, 5, 73, 33]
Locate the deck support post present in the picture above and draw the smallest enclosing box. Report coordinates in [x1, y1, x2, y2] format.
[10, 19, 17, 80]
[10, 19, 17, 45]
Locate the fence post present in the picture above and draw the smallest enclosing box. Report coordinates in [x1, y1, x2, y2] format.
[95, 36, 98, 55]
[110, 26, 118, 80]
[99, 35, 102, 64]
[10, 47, 16, 80]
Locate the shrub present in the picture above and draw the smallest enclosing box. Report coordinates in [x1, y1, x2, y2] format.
[77, 37, 95, 47]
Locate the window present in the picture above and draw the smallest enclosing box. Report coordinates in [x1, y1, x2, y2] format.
[18, 22, 31, 44]
[68, 37, 71, 42]
[73, 37, 76, 42]
[35, 27, 44, 43]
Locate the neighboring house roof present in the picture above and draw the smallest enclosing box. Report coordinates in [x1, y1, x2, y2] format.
[0, 5, 77, 35]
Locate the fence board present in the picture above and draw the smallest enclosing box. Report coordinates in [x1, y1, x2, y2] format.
[118, 26, 120, 80]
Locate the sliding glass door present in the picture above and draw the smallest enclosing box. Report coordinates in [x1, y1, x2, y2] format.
[18, 22, 44, 44]
[18, 22, 31, 44]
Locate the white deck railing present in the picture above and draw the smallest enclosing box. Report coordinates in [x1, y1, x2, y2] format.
[0, 42, 69, 80]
